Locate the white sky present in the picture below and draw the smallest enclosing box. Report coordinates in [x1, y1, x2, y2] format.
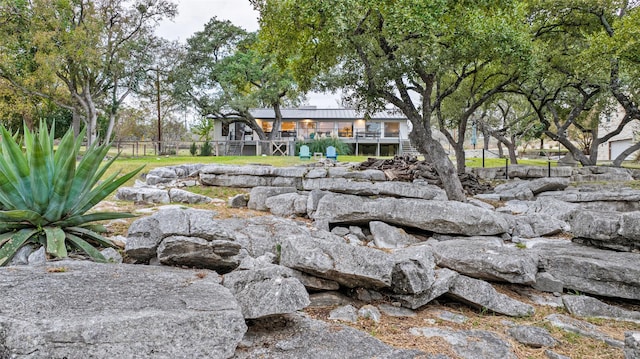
[156, 0, 342, 108]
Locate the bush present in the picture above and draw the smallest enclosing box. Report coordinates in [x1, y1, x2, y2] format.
[189, 142, 198, 156]
[0, 122, 143, 266]
[295, 137, 352, 156]
[199, 141, 212, 156]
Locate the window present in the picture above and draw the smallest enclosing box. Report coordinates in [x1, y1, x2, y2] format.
[365, 122, 381, 137]
[384, 122, 400, 137]
[317, 121, 334, 137]
[299, 120, 316, 138]
[261, 121, 273, 133]
[337, 122, 353, 138]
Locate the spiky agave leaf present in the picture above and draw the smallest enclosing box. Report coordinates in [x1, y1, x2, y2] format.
[0, 122, 144, 265]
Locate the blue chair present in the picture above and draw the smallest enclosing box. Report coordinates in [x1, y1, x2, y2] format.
[299, 145, 311, 160]
[326, 146, 337, 161]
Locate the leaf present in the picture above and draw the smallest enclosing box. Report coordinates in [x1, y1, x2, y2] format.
[0, 209, 47, 226]
[0, 229, 39, 266]
[54, 212, 136, 228]
[67, 225, 116, 249]
[65, 232, 107, 263]
[44, 226, 67, 258]
[72, 164, 144, 215]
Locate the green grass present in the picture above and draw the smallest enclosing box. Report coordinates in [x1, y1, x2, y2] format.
[464, 157, 559, 168]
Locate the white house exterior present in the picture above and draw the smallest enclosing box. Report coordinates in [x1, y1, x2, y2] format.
[597, 106, 640, 161]
[212, 107, 416, 156]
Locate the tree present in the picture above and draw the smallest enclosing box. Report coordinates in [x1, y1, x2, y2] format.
[0, 0, 176, 144]
[521, 0, 640, 166]
[251, 0, 531, 200]
[476, 95, 541, 164]
[172, 18, 301, 155]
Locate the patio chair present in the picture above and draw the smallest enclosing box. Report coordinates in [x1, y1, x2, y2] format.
[299, 145, 311, 160]
[326, 146, 337, 161]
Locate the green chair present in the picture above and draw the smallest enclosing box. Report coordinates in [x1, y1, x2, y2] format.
[299, 145, 311, 159]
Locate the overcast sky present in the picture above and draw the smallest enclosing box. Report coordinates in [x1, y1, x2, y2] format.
[156, 0, 342, 108]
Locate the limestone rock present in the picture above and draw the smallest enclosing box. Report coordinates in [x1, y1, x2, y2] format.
[279, 234, 394, 289]
[228, 193, 249, 208]
[168, 188, 213, 204]
[329, 305, 358, 323]
[222, 264, 310, 319]
[313, 194, 510, 236]
[392, 268, 459, 310]
[410, 327, 515, 359]
[625, 332, 640, 359]
[533, 241, 640, 300]
[545, 314, 624, 348]
[448, 275, 535, 317]
[248, 186, 297, 211]
[157, 236, 241, 273]
[562, 295, 640, 323]
[390, 245, 436, 294]
[115, 187, 170, 203]
[431, 238, 539, 284]
[358, 305, 382, 323]
[507, 325, 557, 348]
[233, 313, 424, 359]
[265, 192, 308, 217]
[370, 221, 422, 248]
[0, 261, 246, 359]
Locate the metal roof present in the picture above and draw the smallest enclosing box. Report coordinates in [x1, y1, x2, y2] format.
[249, 107, 407, 120]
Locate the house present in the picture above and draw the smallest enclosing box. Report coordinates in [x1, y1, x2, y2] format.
[597, 106, 640, 162]
[212, 107, 418, 156]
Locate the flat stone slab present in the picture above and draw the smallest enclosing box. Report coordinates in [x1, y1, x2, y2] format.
[233, 313, 423, 359]
[410, 327, 515, 359]
[0, 261, 247, 359]
[546, 314, 624, 348]
[313, 193, 510, 236]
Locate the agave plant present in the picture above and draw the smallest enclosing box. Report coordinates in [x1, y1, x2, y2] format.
[0, 122, 143, 266]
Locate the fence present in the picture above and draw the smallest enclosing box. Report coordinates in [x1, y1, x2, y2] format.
[110, 140, 296, 157]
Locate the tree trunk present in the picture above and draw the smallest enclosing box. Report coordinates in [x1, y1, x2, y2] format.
[454, 143, 466, 175]
[497, 142, 504, 157]
[410, 120, 466, 202]
[612, 142, 640, 167]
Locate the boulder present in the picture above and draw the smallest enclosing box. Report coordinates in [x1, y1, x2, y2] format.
[358, 305, 382, 323]
[157, 236, 241, 273]
[248, 186, 298, 211]
[125, 207, 193, 261]
[279, 234, 394, 289]
[571, 166, 633, 182]
[507, 325, 557, 348]
[0, 261, 246, 359]
[431, 238, 538, 284]
[233, 313, 424, 359]
[222, 264, 310, 319]
[115, 187, 170, 203]
[562, 295, 640, 323]
[447, 275, 535, 317]
[533, 241, 640, 300]
[525, 196, 579, 221]
[545, 314, 624, 348]
[370, 221, 422, 248]
[168, 188, 213, 204]
[146, 166, 178, 185]
[538, 187, 640, 212]
[392, 268, 459, 310]
[228, 193, 249, 208]
[532, 272, 564, 293]
[329, 305, 358, 323]
[265, 192, 308, 217]
[493, 177, 570, 200]
[302, 178, 446, 200]
[512, 213, 569, 238]
[313, 194, 510, 236]
[410, 327, 515, 359]
[625, 332, 640, 359]
[389, 245, 436, 295]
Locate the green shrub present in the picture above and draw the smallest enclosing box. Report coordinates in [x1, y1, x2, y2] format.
[199, 141, 212, 156]
[295, 136, 352, 156]
[0, 122, 143, 266]
[189, 142, 198, 156]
